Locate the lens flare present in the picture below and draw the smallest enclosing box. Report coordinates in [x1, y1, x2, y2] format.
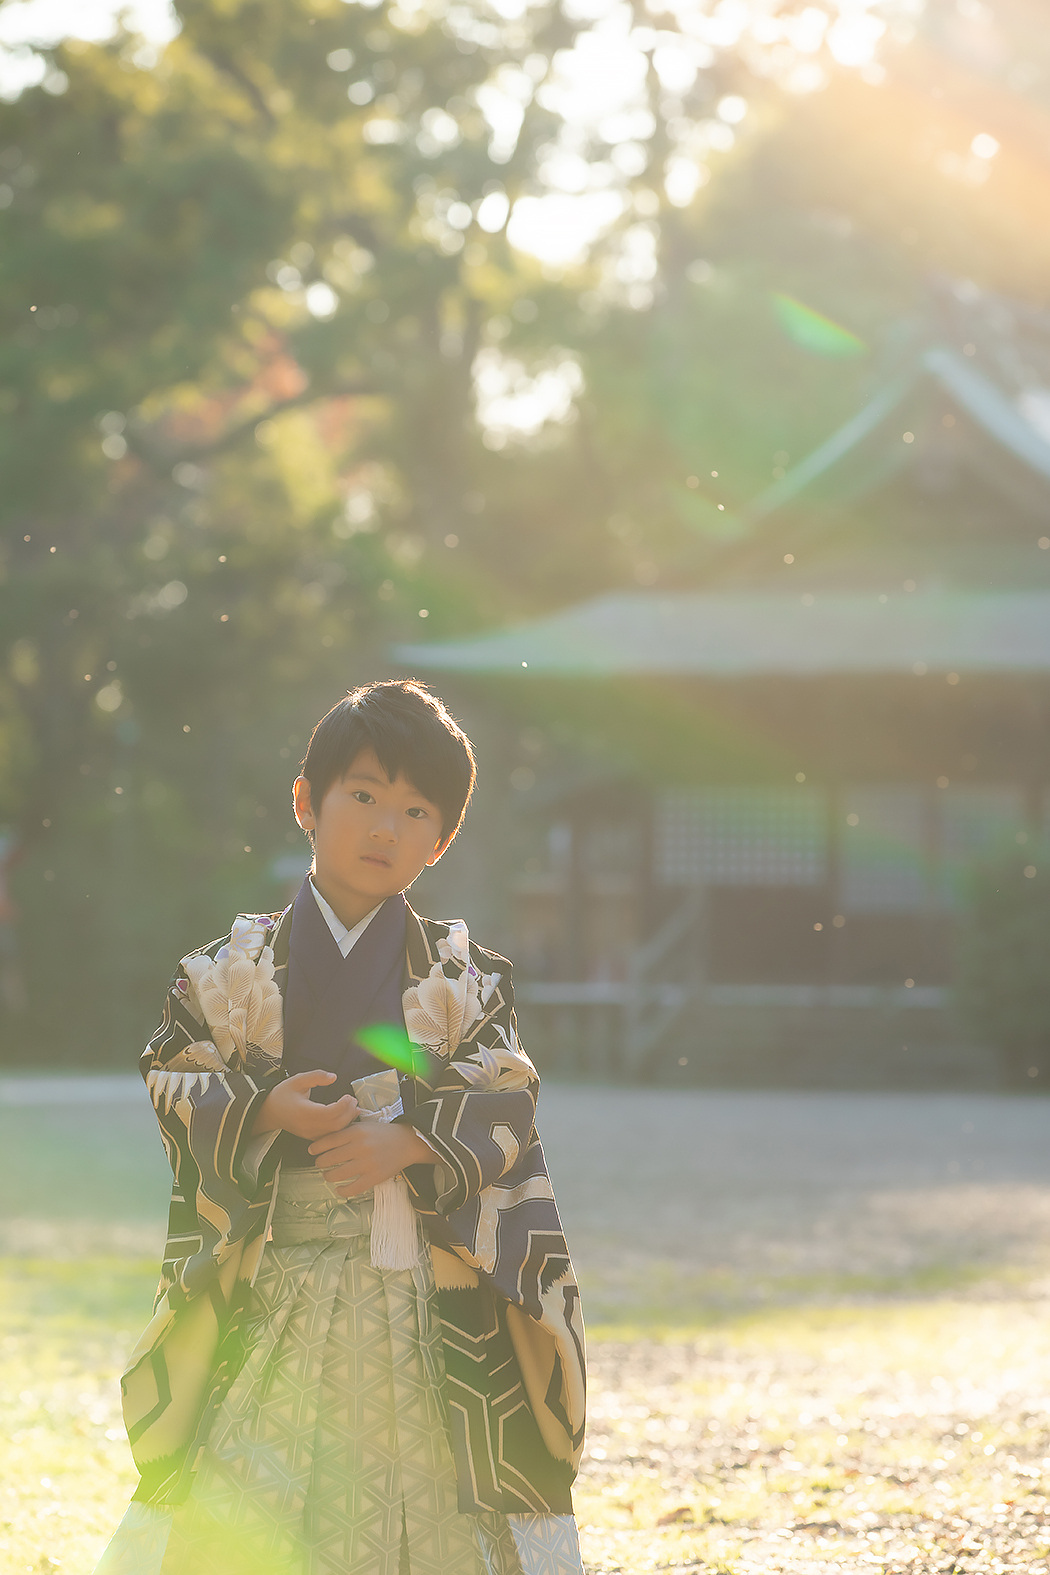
[772, 293, 868, 358]
[356, 1023, 431, 1077]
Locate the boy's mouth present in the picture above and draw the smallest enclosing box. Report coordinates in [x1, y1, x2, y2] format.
[361, 853, 393, 868]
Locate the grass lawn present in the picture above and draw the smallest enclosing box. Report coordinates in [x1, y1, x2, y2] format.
[0, 1090, 168, 1575]
[1, 1256, 156, 1575]
[4, 1084, 1050, 1574]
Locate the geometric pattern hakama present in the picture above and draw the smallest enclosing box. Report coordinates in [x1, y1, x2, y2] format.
[95, 1167, 583, 1575]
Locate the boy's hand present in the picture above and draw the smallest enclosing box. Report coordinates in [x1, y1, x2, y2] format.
[308, 1121, 435, 1197]
[251, 1070, 359, 1139]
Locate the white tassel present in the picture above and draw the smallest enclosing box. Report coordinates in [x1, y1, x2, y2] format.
[370, 1173, 420, 1271]
[350, 1072, 422, 1272]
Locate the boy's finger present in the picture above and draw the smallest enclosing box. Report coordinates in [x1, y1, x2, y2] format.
[306, 1116, 355, 1144]
[318, 1161, 360, 1185]
[292, 1070, 338, 1091]
[310, 1148, 353, 1171]
[303, 1092, 355, 1118]
[308, 1127, 358, 1156]
[313, 1096, 358, 1129]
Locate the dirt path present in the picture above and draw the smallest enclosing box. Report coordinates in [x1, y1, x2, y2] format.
[539, 1088, 1050, 1316]
[537, 1088, 1050, 1572]
[578, 1304, 1050, 1573]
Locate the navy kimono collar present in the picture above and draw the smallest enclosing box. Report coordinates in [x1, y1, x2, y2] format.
[280, 880, 408, 1166]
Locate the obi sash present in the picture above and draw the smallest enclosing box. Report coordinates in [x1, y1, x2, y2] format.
[281, 878, 408, 1168]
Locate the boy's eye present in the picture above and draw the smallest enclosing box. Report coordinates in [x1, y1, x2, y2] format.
[352, 790, 375, 805]
[406, 806, 427, 819]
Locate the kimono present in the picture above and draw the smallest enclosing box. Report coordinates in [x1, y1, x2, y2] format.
[95, 880, 586, 1575]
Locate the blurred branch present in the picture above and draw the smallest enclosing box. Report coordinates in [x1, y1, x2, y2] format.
[331, 217, 385, 255]
[462, 295, 485, 370]
[198, 47, 276, 126]
[127, 376, 379, 472]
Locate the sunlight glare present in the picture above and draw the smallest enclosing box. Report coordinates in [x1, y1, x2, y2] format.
[652, 39, 699, 94]
[476, 190, 511, 233]
[971, 132, 1000, 160]
[539, 16, 649, 129]
[0, 0, 177, 45]
[827, 10, 886, 67]
[540, 149, 595, 194]
[476, 65, 534, 163]
[305, 282, 339, 320]
[785, 6, 830, 55]
[474, 350, 585, 442]
[665, 158, 710, 208]
[0, 0, 176, 97]
[717, 94, 748, 123]
[701, 0, 749, 50]
[508, 191, 626, 266]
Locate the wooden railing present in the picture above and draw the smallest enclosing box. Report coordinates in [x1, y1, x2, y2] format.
[513, 890, 706, 1078]
[514, 882, 950, 1079]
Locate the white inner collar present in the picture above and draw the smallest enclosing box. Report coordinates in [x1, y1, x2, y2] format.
[309, 879, 384, 959]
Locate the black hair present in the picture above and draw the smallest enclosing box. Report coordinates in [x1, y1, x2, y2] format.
[300, 680, 476, 843]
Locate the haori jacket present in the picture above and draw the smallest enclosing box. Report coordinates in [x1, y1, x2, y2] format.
[121, 893, 587, 1517]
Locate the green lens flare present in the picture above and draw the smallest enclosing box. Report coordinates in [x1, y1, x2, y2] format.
[772, 293, 867, 358]
[356, 1022, 429, 1076]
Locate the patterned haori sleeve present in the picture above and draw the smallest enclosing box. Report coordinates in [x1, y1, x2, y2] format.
[401, 946, 540, 1221]
[140, 918, 286, 1306]
[400, 919, 587, 1498]
[122, 913, 289, 1502]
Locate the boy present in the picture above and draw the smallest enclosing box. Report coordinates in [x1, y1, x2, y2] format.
[96, 681, 586, 1575]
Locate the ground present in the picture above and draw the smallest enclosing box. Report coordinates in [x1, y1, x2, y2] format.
[2, 1078, 1050, 1574]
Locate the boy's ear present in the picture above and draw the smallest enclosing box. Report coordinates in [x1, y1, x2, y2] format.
[292, 776, 316, 832]
[426, 832, 455, 868]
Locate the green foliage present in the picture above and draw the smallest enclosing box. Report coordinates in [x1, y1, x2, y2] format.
[0, 0, 581, 1058]
[957, 852, 1050, 1085]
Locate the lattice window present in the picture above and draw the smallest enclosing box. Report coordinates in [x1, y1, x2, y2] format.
[939, 786, 1025, 907]
[656, 788, 827, 887]
[840, 787, 930, 913]
[840, 785, 1026, 912]
[658, 784, 1030, 906]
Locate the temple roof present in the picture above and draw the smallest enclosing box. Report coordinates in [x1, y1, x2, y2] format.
[746, 278, 1050, 523]
[393, 590, 1050, 677]
[397, 281, 1050, 681]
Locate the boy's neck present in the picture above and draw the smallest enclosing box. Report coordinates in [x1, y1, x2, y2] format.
[310, 869, 396, 933]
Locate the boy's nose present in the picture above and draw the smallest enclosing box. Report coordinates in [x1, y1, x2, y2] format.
[370, 820, 397, 844]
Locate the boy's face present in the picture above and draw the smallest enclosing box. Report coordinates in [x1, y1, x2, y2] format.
[293, 748, 449, 909]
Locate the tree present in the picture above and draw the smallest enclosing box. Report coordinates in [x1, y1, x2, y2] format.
[0, 0, 580, 1056]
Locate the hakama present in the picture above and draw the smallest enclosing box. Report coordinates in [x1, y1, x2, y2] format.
[96, 1168, 583, 1575]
